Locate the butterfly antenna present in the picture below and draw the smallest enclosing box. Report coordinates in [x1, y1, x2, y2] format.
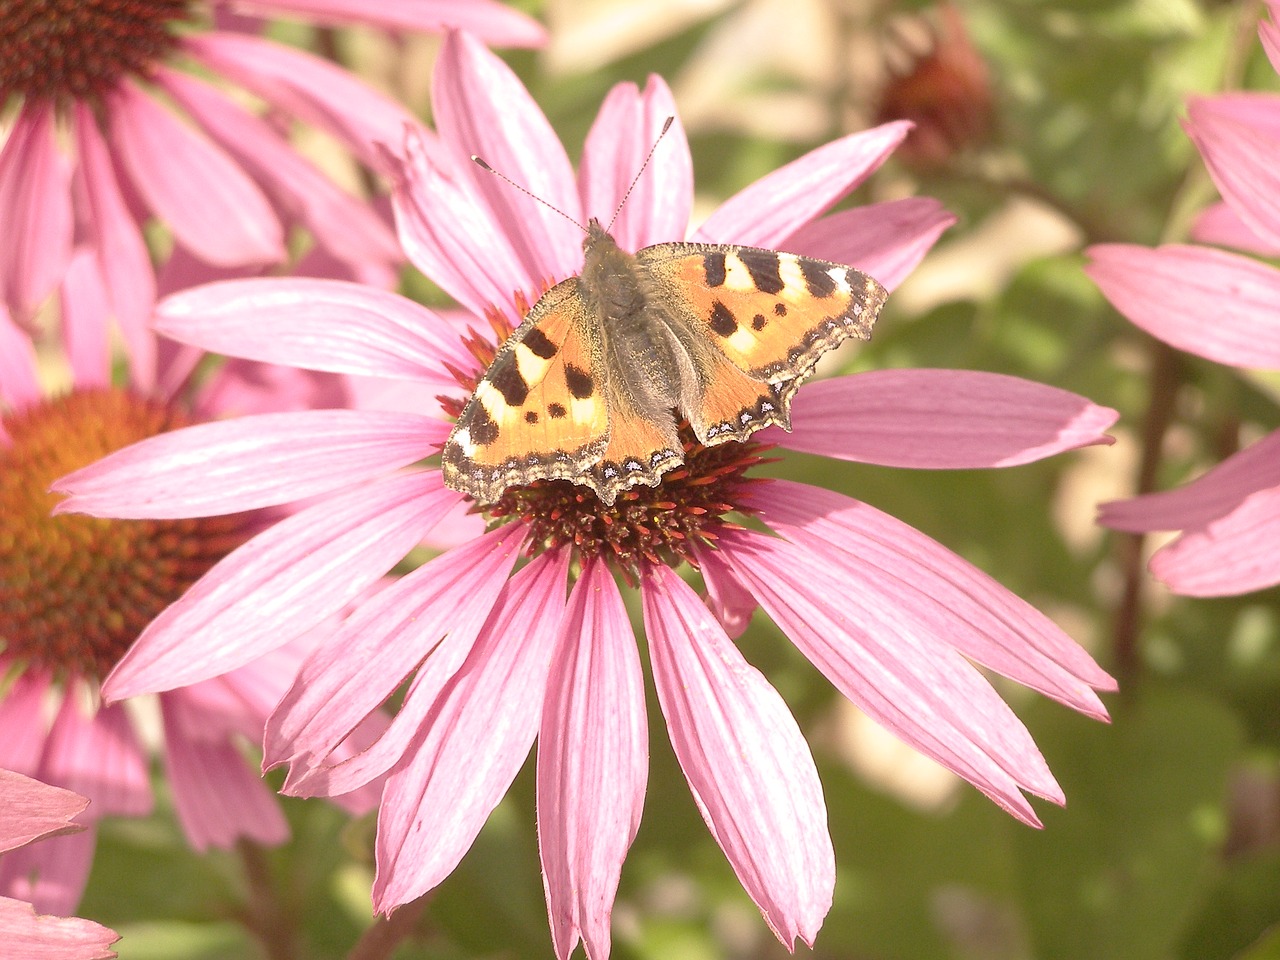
[470, 156, 587, 233]
[606, 116, 675, 232]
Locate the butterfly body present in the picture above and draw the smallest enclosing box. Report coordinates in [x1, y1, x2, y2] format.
[442, 219, 888, 505]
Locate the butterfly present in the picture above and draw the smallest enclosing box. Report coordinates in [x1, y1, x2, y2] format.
[441, 218, 889, 506]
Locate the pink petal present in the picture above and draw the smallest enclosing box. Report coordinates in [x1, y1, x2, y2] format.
[52, 409, 439, 519]
[184, 32, 420, 173]
[266, 527, 526, 786]
[1263, 12, 1280, 73]
[59, 252, 111, 390]
[1190, 201, 1280, 257]
[538, 561, 647, 960]
[0, 826, 96, 921]
[107, 79, 285, 267]
[579, 76, 692, 252]
[697, 548, 757, 639]
[373, 551, 570, 911]
[1147, 482, 1280, 596]
[0, 672, 51, 773]
[0, 103, 72, 320]
[155, 68, 401, 271]
[692, 121, 911, 247]
[226, 0, 547, 46]
[1099, 429, 1280, 533]
[0, 772, 87, 855]
[433, 31, 584, 285]
[156, 277, 470, 387]
[715, 528, 1062, 825]
[782, 197, 956, 291]
[194, 360, 352, 419]
[0, 895, 118, 959]
[752, 480, 1114, 715]
[1086, 243, 1280, 368]
[41, 700, 150, 819]
[0, 307, 40, 412]
[773, 370, 1117, 468]
[71, 103, 156, 380]
[160, 695, 288, 852]
[103, 470, 458, 700]
[641, 565, 834, 948]
[1186, 94, 1280, 247]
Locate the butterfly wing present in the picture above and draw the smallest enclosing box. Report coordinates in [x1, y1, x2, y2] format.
[442, 279, 611, 504]
[637, 242, 888, 445]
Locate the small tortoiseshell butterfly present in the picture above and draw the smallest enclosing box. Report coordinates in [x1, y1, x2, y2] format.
[442, 145, 889, 506]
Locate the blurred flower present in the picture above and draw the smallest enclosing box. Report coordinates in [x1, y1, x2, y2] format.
[1089, 6, 1280, 597]
[56, 31, 1117, 959]
[0, 770, 117, 959]
[0, 0, 545, 336]
[0, 295, 388, 915]
[874, 4, 994, 170]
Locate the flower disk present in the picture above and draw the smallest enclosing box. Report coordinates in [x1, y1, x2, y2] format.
[1, 388, 251, 679]
[1, 0, 191, 104]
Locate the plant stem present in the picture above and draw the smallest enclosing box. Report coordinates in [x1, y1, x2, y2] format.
[346, 895, 432, 960]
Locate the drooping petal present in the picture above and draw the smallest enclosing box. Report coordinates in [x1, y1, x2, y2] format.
[697, 548, 757, 639]
[1147, 483, 1280, 596]
[0, 103, 72, 321]
[772, 370, 1117, 468]
[538, 561, 647, 960]
[1086, 243, 1280, 368]
[782, 198, 955, 291]
[433, 30, 583, 284]
[194, 360, 351, 419]
[102, 470, 459, 700]
[0, 772, 87, 854]
[160, 694, 288, 852]
[0, 826, 96, 921]
[0, 307, 41, 413]
[1263, 11, 1280, 73]
[373, 551, 570, 912]
[1185, 94, 1280, 247]
[52, 409, 440, 519]
[693, 121, 911, 247]
[0, 895, 118, 959]
[155, 277, 471, 387]
[184, 32, 420, 172]
[1190, 201, 1280, 257]
[580, 76, 692, 252]
[226, 0, 547, 47]
[266, 527, 526, 785]
[751, 480, 1114, 715]
[0, 672, 51, 773]
[59, 252, 111, 390]
[641, 564, 834, 948]
[40, 700, 150, 820]
[1099, 430, 1280, 533]
[107, 79, 285, 268]
[715, 528, 1062, 825]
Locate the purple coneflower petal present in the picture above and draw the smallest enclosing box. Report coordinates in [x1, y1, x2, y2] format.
[698, 544, 759, 639]
[0, 825, 96, 919]
[373, 550, 569, 911]
[1148, 484, 1280, 596]
[1087, 243, 1280, 368]
[60, 253, 112, 390]
[0, 307, 41, 412]
[42, 701, 150, 819]
[1263, 10, 1280, 72]
[774, 370, 1117, 468]
[52, 410, 441, 519]
[580, 76, 692, 253]
[713, 528, 1062, 825]
[0, 772, 86, 854]
[102, 470, 459, 700]
[0, 104, 73, 320]
[1100, 430, 1280, 533]
[0, 673, 49, 772]
[1186, 94, 1280, 248]
[752, 480, 1114, 715]
[1190, 201, 1280, 256]
[693, 120, 911, 248]
[434, 31, 584, 284]
[107, 80, 284, 268]
[156, 277, 471, 388]
[783, 197, 956, 291]
[538, 561, 647, 960]
[267, 527, 527, 791]
[227, 0, 548, 47]
[642, 564, 834, 947]
[0, 895, 118, 959]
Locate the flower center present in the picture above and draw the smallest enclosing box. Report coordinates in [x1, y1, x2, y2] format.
[1, 0, 192, 105]
[1, 388, 251, 680]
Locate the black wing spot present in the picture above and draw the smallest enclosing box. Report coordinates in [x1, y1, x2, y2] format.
[774, 302, 788, 317]
[752, 314, 768, 330]
[490, 359, 530, 407]
[524, 411, 539, 424]
[565, 364, 594, 399]
[801, 259, 837, 298]
[548, 402, 567, 419]
[737, 249, 784, 294]
[704, 251, 727, 287]
[522, 327, 558, 359]
[709, 301, 738, 337]
[469, 404, 500, 445]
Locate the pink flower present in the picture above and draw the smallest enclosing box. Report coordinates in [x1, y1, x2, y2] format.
[0, 0, 545, 339]
[0, 296, 386, 915]
[0, 770, 118, 959]
[1088, 8, 1280, 597]
[55, 31, 1118, 958]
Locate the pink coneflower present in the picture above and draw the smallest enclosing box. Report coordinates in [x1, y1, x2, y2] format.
[0, 770, 117, 959]
[0, 298, 388, 916]
[56, 30, 1118, 957]
[0, 0, 544, 343]
[1088, 7, 1280, 597]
